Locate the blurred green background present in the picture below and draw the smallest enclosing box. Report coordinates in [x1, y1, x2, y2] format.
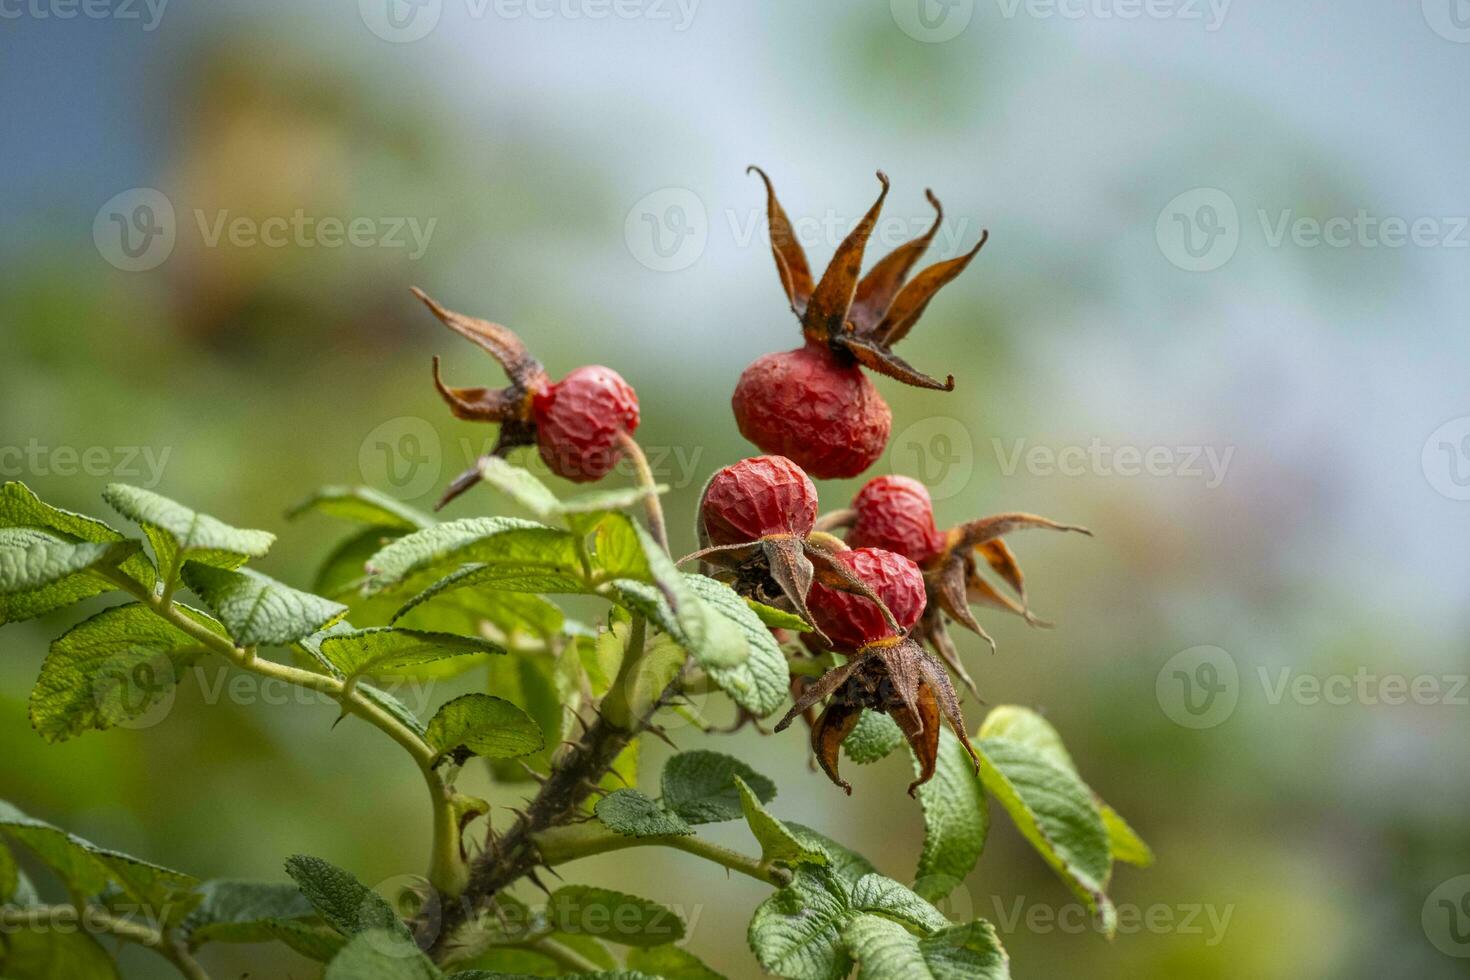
[4, 2, 1469, 977]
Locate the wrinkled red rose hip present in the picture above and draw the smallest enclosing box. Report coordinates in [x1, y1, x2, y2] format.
[806, 547, 926, 652]
[532, 365, 640, 482]
[700, 455, 818, 545]
[846, 474, 948, 564]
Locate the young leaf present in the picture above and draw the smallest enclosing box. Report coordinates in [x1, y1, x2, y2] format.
[841, 915, 1010, 980]
[594, 790, 693, 838]
[546, 886, 686, 948]
[287, 486, 434, 531]
[912, 729, 989, 901]
[357, 682, 428, 737]
[625, 945, 727, 979]
[0, 528, 142, 624]
[103, 482, 274, 577]
[484, 650, 566, 782]
[733, 776, 825, 868]
[979, 706, 1153, 868]
[182, 563, 347, 647]
[323, 929, 439, 979]
[745, 598, 813, 632]
[29, 602, 225, 742]
[425, 694, 543, 762]
[182, 879, 344, 959]
[660, 751, 776, 825]
[318, 627, 503, 684]
[283, 855, 410, 940]
[843, 710, 905, 765]
[783, 824, 878, 887]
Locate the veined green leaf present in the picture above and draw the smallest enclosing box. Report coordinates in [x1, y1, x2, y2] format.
[484, 650, 565, 781]
[594, 790, 693, 838]
[425, 694, 543, 762]
[29, 602, 224, 742]
[974, 738, 1116, 936]
[0, 482, 157, 600]
[477, 455, 670, 523]
[661, 751, 776, 825]
[318, 627, 503, 684]
[287, 486, 434, 531]
[182, 563, 347, 647]
[103, 483, 274, 578]
[546, 886, 685, 948]
[182, 879, 340, 958]
[783, 824, 877, 887]
[979, 706, 1153, 869]
[0, 528, 142, 625]
[748, 866, 997, 980]
[0, 799, 198, 914]
[734, 776, 826, 869]
[913, 730, 989, 901]
[364, 517, 583, 596]
[841, 915, 1010, 980]
[843, 711, 905, 765]
[283, 855, 409, 940]
[357, 682, 428, 737]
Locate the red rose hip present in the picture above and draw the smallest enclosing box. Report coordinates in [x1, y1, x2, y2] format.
[700, 454, 817, 545]
[532, 365, 640, 482]
[806, 547, 925, 652]
[845, 474, 948, 564]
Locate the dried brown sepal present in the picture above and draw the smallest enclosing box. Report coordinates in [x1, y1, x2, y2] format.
[412, 287, 546, 387]
[748, 169, 986, 393]
[775, 639, 980, 796]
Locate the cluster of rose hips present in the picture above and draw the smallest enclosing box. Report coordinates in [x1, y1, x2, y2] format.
[416, 170, 1086, 794]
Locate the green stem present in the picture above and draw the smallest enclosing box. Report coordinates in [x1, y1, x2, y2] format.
[617, 433, 668, 556]
[530, 822, 791, 887]
[0, 905, 209, 980]
[101, 568, 468, 897]
[528, 936, 604, 973]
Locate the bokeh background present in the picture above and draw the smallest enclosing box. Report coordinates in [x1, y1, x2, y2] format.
[4, 2, 1470, 977]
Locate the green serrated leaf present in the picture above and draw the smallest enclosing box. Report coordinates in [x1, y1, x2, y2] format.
[594, 790, 692, 838]
[182, 878, 339, 957]
[314, 527, 405, 601]
[0, 482, 157, 608]
[842, 914, 1010, 980]
[323, 929, 439, 979]
[425, 694, 543, 761]
[625, 944, 727, 979]
[29, 602, 224, 742]
[0, 800, 198, 914]
[979, 706, 1153, 871]
[843, 710, 905, 765]
[357, 682, 427, 737]
[485, 651, 565, 781]
[182, 563, 347, 647]
[363, 517, 577, 596]
[103, 483, 274, 579]
[0, 528, 142, 625]
[661, 751, 776, 825]
[783, 824, 877, 886]
[913, 729, 989, 901]
[284, 856, 409, 940]
[975, 738, 1116, 936]
[748, 866, 854, 980]
[733, 776, 825, 868]
[288, 486, 434, 530]
[546, 886, 685, 948]
[319, 627, 503, 684]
